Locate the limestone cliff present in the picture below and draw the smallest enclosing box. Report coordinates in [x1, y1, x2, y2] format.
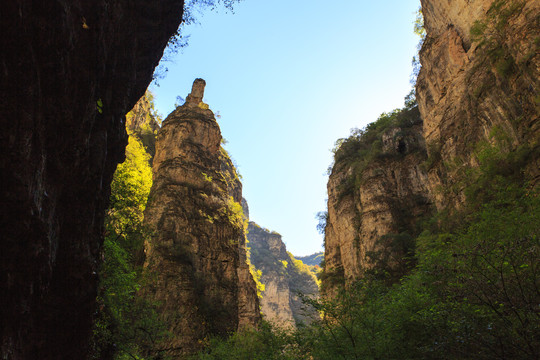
[142, 79, 260, 356]
[417, 0, 540, 209]
[0, 1, 185, 358]
[323, 107, 432, 294]
[322, 0, 539, 295]
[248, 222, 319, 327]
[126, 92, 162, 162]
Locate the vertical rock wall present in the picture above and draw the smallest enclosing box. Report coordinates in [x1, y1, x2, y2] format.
[248, 222, 319, 327]
[322, 0, 539, 295]
[323, 108, 431, 294]
[0, 1, 185, 358]
[417, 0, 540, 208]
[142, 80, 260, 356]
[248, 223, 296, 328]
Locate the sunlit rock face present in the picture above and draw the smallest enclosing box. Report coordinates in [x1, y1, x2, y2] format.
[322, 0, 540, 296]
[142, 80, 260, 357]
[248, 223, 296, 328]
[0, 1, 185, 358]
[248, 222, 319, 328]
[417, 0, 540, 208]
[126, 92, 161, 162]
[323, 109, 431, 296]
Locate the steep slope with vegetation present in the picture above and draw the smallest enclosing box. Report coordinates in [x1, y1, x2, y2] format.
[126, 92, 162, 162]
[417, 0, 540, 209]
[247, 222, 319, 328]
[322, 104, 432, 295]
[142, 79, 260, 357]
[0, 1, 186, 358]
[91, 95, 169, 360]
[295, 252, 324, 267]
[315, 0, 540, 357]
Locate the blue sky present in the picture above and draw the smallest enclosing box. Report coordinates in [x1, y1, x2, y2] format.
[150, 0, 421, 256]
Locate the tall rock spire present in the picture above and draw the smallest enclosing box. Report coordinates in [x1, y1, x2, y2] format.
[185, 78, 207, 107]
[142, 79, 260, 357]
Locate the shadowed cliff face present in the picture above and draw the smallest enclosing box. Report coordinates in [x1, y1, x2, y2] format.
[0, 1, 184, 358]
[142, 80, 260, 356]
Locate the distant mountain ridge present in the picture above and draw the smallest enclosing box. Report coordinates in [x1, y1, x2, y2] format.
[296, 252, 324, 267]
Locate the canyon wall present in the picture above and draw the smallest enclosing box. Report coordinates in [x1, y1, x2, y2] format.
[417, 0, 540, 208]
[0, 1, 185, 358]
[142, 80, 260, 357]
[323, 108, 431, 294]
[322, 0, 539, 294]
[126, 92, 161, 162]
[248, 222, 319, 327]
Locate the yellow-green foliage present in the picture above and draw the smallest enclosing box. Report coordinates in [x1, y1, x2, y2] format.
[219, 146, 243, 183]
[245, 241, 266, 299]
[202, 172, 213, 183]
[222, 196, 247, 232]
[288, 253, 320, 287]
[92, 135, 168, 359]
[251, 267, 265, 299]
[125, 91, 162, 161]
[107, 135, 153, 254]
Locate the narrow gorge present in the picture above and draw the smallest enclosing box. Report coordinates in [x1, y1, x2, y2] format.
[247, 220, 319, 328]
[1, 0, 538, 358]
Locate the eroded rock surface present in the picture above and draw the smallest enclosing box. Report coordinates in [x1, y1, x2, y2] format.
[322, 0, 539, 295]
[142, 80, 260, 356]
[417, 0, 540, 208]
[0, 1, 185, 358]
[248, 222, 319, 327]
[323, 108, 431, 295]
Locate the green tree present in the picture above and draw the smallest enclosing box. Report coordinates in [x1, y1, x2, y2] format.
[92, 136, 169, 360]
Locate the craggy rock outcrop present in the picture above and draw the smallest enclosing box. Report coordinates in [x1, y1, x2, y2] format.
[248, 222, 319, 327]
[417, 0, 540, 208]
[0, 1, 185, 358]
[248, 223, 295, 328]
[323, 108, 432, 294]
[142, 79, 260, 356]
[126, 92, 161, 162]
[322, 0, 539, 295]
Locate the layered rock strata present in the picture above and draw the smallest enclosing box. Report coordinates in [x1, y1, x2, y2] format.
[322, 0, 539, 295]
[417, 0, 540, 208]
[323, 108, 431, 294]
[142, 79, 260, 356]
[248, 222, 319, 327]
[0, 1, 185, 358]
